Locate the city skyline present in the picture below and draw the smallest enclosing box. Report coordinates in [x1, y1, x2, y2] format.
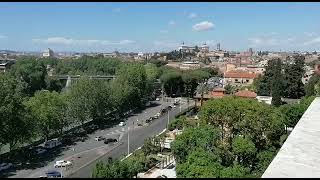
[0, 2, 320, 53]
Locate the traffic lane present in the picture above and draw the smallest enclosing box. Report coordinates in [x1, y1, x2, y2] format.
[68, 102, 191, 178]
[8, 101, 170, 178]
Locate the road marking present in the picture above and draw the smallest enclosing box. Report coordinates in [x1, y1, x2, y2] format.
[66, 142, 123, 177]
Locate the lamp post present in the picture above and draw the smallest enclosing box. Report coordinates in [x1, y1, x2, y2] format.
[167, 111, 170, 129]
[127, 125, 130, 156]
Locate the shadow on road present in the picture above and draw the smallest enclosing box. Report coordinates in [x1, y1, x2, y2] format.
[0, 101, 163, 178]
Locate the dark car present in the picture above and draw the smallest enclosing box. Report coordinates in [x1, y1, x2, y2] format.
[161, 109, 167, 113]
[146, 117, 153, 123]
[45, 170, 62, 178]
[137, 123, 143, 126]
[104, 138, 117, 144]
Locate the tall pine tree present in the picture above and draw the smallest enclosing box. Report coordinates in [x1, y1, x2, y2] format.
[271, 58, 283, 107]
[283, 55, 305, 99]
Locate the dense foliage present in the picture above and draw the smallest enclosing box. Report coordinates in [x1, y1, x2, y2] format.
[171, 96, 286, 178]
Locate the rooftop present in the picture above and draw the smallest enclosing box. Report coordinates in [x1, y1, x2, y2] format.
[262, 97, 320, 178]
[235, 90, 257, 98]
[224, 70, 257, 79]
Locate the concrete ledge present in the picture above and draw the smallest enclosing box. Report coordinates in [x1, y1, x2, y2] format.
[262, 97, 320, 178]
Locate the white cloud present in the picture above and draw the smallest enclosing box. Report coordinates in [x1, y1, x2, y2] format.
[112, 8, 121, 13]
[303, 36, 320, 46]
[0, 35, 7, 39]
[304, 32, 317, 37]
[188, 13, 197, 19]
[32, 37, 135, 46]
[248, 37, 279, 46]
[160, 30, 168, 34]
[168, 20, 176, 25]
[192, 21, 214, 31]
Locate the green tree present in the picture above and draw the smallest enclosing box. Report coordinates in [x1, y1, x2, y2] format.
[25, 90, 67, 140]
[224, 84, 234, 95]
[305, 74, 320, 97]
[220, 164, 251, 178]
[176, 148, 222, 178]
[9, 58, 47, 96]
[171, 125, 219, 163]
[232, 136, 257, 166]
[65, 77, 95, 129]
[283, 55, 306, 99]
[0, 74, 34, 151]
[160, 71, 183, 97]
[271, 58, 283, 107]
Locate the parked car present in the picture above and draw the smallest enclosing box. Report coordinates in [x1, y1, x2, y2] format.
[54, 160, 72, 168]
[95, 136, 105, 141]
[156, 98, 160, 101]
[146, 118, 152, 123]
[44, 138, 62, 149]
[0, 163, 13, 172]
[104, 138, 117, 144]
[161, 109, 167, 113]
[35, 147, 47, 155]
[137, 123, 143, 126]
[119, 122, 126, 126]
[154, 112, 161, 119]
[45, 170, 62, 178]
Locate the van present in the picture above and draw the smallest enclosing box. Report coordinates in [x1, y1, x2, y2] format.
[44, 138, 62, 149]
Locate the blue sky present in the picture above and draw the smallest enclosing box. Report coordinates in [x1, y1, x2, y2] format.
[0, 2, 320, 52]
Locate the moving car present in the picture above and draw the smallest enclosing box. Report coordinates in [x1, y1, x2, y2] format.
[45, 170, 62, 178]
[104, 138, 117, 144]
[54, 160, 72, 168]
[95, 136, 105, 141]
[0, 163, 13, 172]
[137, 123, 143, 126]
[156, 98, 160, 101]
[119, 122, 126, 126]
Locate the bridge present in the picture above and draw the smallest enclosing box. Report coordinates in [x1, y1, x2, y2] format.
[52, 75, 116, 80]
[262, 97, 320, 178]
[50, 75, 117, 88]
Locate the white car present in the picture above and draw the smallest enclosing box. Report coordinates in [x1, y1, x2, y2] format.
[154, 112, 161, 119]
[94, 136, 104, 141]
[0, 163, 13, 172]
[156, 98, 160, 101]
[119, 122, 126, 126]
[54, 160, 72, 168]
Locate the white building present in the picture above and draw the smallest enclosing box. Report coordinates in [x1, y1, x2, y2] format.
[178, 42, 196, 53]
[199, 43, 209, 53]
[43, 48, 54, 57]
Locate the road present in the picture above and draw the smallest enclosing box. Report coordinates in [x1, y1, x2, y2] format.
[68, 99, 192, 178]
[6, 98, 193, 178]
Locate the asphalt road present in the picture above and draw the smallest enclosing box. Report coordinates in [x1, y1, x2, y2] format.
[6, 98, 193, 178]
[68, 99, 193, 178]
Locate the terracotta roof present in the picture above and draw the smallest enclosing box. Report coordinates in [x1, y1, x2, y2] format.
[224, 70, 257, 79]
[235, 90, 257, 98]
[212, 88, 225, 92]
